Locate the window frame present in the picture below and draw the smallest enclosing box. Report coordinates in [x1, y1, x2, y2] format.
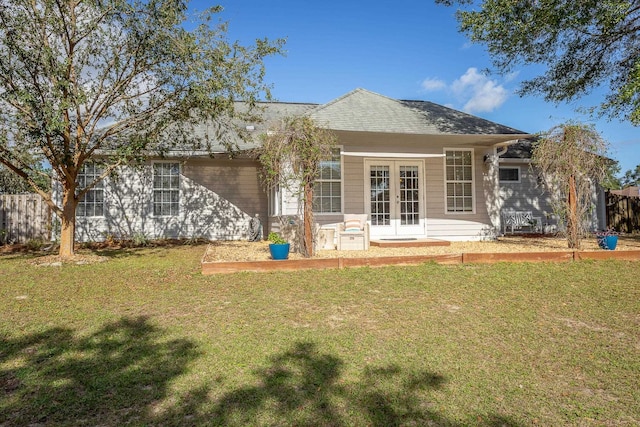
[269, 184, 281, 216]
[499, 166, 521, 183]
[152, 161, 180, 217]
[76, 162, 105, 218]
[443, 148, 475, 214]
[313, 147, 343, 215]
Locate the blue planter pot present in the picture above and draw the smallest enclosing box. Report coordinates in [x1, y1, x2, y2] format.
[597, 235, 618, 250]
[269, 243, 290, 260]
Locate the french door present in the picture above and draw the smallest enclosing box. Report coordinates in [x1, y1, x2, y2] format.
[366, 160, 425, 237]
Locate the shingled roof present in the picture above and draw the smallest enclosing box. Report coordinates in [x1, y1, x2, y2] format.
[309, 88, 527, 136]
[179, 88, 531, 154]
[187, 101, 317, 153]
[502, 139, 536, 159]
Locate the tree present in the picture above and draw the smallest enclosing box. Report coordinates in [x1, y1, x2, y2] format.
[532, 123, 610, 249]
[257, 116, 337, 257]
[620, 164, 640, 187]
[0, 0, 283, 258]
[0, 150, 50, 194]
[601, 161, 622, 190]
[437, 0, 640, 124]
[0, 163, 50, 195]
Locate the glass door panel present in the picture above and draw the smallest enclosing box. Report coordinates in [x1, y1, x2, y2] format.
[399, 166, 420, 226]
[370, 165, 390, 226]
[366, 161, 425, 237]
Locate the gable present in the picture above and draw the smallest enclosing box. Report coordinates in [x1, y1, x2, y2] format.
[309, 88, 528, 137]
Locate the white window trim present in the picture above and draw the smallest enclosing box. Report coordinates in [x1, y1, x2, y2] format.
[313, 146, 344, 215]
[152, 161, 181, 217]
[76, 163, 105, 218]
[499, 166, 521, 183]
[443, 148, 476, 215]
[269, 184, 281, 216]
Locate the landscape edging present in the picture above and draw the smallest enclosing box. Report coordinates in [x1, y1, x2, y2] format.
[201, 250, 640, 275]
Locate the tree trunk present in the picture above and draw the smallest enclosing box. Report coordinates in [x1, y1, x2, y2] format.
[59, 188, 77, 259]
[567, 174, 579, 249]
[303, 181, 314, 257]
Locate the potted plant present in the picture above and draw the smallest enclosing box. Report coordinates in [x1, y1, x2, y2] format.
[268, 232, 290, 260]
[595, 228, 619, 250]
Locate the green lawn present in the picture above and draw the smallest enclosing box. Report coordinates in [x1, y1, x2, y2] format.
[1, 245, 639, 426]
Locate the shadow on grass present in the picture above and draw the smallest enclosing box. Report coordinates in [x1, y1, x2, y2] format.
[1, 321, 521, 426]
[0, 239, 209, 261]
[1, 316, 198, 426]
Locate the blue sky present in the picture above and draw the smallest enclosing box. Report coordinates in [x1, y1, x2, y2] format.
[208, 0, 638, 175]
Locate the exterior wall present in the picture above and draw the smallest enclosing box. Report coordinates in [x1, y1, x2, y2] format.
[183, 157, 268, 230]
[497, 160, 605, 233]
[75, 157, 267, 242]
[265, 131, 609, 242]
[498, 160, 558, 232]
[312, 131, 505, 241]
[425, 148, 497, 241]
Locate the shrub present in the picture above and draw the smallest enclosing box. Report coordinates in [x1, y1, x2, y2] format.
[268, 232, 287, 244]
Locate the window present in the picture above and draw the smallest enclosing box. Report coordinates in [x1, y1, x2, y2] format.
[77, 163, 104, 217]
[445, 149, 474, 213]
[313, 148, 342, 213]
[269, 184, 281, 216]
[153, 163, 180, 216]
[499, 166, 520, 183]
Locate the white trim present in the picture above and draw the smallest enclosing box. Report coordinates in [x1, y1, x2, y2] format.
[364, 159, 426, 237]
[342, 151, 444, 158]
[268, 184, 281, 216]
[314, 146, 343, 215]
[76, 163, 106, 218]
[443, 148, 476, 215]
[151, 161, 181, 218]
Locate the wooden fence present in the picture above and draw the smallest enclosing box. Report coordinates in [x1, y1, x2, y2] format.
[606, 191, 640, 233]
[0, 194, 51, 244]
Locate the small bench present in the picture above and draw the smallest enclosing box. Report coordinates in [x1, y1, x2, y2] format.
[502, 211, 542, 234]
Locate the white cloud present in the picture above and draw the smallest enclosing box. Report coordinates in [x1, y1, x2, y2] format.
[504, 71, 520, 83]
[421, 78, 447, 92]
[451, 67, 509, 114]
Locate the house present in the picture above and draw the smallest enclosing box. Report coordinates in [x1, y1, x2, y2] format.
[497, 139, 606, 234]
[73, 88, 602, 243]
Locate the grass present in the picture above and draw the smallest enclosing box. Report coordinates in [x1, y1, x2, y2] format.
[1, 244, 639, 426]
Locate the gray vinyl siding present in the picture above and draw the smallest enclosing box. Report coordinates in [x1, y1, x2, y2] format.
[499, 161, 558, 229]
[425, 150, 495, 239]
[498, 161, 603, 232]
[182, 158, 267, 226]
[342, 154, 364, 214]
[74, 158, 267, 242]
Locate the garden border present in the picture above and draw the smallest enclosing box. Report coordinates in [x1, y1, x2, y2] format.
[201, 250, 640, 274]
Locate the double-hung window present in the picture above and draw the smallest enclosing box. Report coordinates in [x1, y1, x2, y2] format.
[77, 163, 104, 217]
[313, 148, 342, 213]
[153, 163, 180, 216]
[445, 149, 474, 213]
